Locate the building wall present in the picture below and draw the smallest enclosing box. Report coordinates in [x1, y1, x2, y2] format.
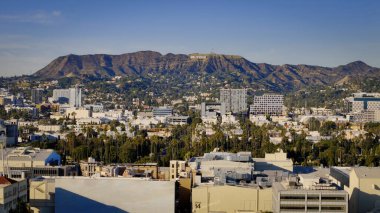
[30, 179, 55, 213]
[348, 172, 380, 213]
[0, 179, 27, 213]
[192, 185, 272, 213]
[55, 178, 175, 213]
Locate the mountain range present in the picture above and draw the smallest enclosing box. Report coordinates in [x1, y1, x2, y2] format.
[32, 51, 380, 91]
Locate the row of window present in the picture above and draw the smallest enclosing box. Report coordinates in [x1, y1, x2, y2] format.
[280, 195, 346, 201]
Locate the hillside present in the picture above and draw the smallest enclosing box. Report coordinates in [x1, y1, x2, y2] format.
[32, 51, 380, 91]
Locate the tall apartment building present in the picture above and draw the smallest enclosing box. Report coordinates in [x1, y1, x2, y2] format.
[251, 94, 284, 115]
[220, 88, 247, 113]
[31, 88, 43, 104]
[53, 87, 82, 107]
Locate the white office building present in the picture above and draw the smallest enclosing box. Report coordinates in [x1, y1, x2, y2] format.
[53, 87, 82, 107]
[251, 94, 284, 115]
[345, 93, 380, 113]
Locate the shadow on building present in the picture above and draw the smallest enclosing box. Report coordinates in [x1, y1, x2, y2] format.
[55, 188, 128, 213]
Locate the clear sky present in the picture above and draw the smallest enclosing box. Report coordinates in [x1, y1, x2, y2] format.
[0, 0, 379, 76]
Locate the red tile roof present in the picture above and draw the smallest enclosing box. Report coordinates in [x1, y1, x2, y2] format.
[0, 176, 17, 185]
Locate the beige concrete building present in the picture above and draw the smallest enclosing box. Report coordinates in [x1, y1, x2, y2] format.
[192, 184, 272, 213]
[0, 147, 61, 174]
[0, 176, 27, 213]
[37, 125, 62, 133]
[169, 160, 188, 181]
[29, 177, 55, 213]
[253, 150, 293, 172]
[346, 167, 380, 213]
[65, 108, 90, 119]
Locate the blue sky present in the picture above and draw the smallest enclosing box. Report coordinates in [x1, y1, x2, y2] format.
[0, 0, 379, 76]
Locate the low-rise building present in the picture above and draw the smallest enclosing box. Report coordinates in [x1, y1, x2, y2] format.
[80, 157, 100, 177]
[272, 175, 348, 213]
[153, 106, 173, 117]
[38, 125, 62, 133]
[0, 147, 61, 174]
[166, 116, 189, 125]
[169, 160, 189, 181]
[0, 176, 27, 213]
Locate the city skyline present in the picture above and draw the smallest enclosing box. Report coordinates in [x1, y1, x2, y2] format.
[0, 0, 379, 76]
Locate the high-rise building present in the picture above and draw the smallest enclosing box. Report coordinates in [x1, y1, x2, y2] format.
[52, 87, 82, 107]
[69, 87, 82, 107]
[31, 88, 43, 104]
[251, 94, 284, 115]
[220, 88, 247, 113]
[0, 119, 18, 146]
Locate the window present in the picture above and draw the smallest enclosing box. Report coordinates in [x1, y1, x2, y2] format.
[321, 196, 345, 201]
[307, 206, 319, 210]
[307, 195, 319, 201]
[281, 195, 305, 200]
[280, 205, 305, 210]
[321, 206, 345, 211]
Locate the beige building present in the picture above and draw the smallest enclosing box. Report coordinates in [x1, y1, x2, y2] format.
[37, 125, 62, 133]
[65, 108, 91, 119]
[29, 177, 55, 213]
[169, 160, 188, 181]
[0, 176, 27, 213]
[79, 157, 100, 177]
[0, 147, 61, 174]
[253, 150, 293, 172]
[192, 184, 272, 213]
[346, 167, 380, 213]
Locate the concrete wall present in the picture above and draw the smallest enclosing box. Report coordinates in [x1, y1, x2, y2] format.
[55, 178, 175, 213]
[192, 185, 272, 213]
[348, 173, 380, 213]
